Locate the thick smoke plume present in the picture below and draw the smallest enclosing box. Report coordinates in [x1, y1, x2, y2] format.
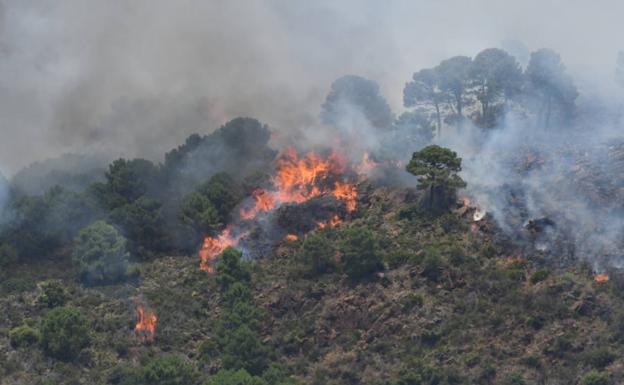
[1, 0, 623, 173]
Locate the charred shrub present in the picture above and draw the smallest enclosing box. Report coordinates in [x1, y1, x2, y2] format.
[339, 226, 383, 280]
[40, 306, 90, 360]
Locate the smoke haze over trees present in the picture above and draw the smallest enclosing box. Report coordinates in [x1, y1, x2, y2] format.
[1, 0, 624, 174]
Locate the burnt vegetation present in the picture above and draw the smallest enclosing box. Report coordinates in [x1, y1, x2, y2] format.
[2, 45, 624, 385]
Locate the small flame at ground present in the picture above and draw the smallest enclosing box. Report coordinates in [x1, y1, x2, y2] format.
[285, 234, 298, 241]
[135, 304, 157, 342]
[199, 226, 248, 272]
[594, 274, 609, 283]
[317, 215, 343, 229]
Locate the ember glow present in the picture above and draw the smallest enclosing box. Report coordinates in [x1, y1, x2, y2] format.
[317, 215, 343, 229]
[135, 304, 157, 342]
[285, 234, 298, 241]
[594, 274, 609, 283]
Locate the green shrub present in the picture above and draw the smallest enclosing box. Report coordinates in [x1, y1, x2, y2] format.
[72, 220, 133, 285]
[216, 247, 252, 291]
[581, 370, 611, 385]
[421, 246, 443, 282]
[339, 227, 383, 280]
[9, 325, 40, 348]
[401, 293, 424, 311]
[220, 325, 270, 375]
[585, 348, 615, 369]
[502, 372, 526, 385]
[204, 368, 267, 385]
[222, 282, 253, 307]
[40, 306, 90, 360]
[38, 280, 68, 308]
[530, 269, 550, 284]
[110, 355, 196, 385]
[300, 233, 335, 275]
[0, 242, 18, 267]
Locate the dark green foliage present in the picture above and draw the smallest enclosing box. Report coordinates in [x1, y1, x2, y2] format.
[72, 221, 132, 285]
[436, 56, 472, 118]
[471, 48, 523, 127]
[501, 373, 526, 385]
[38, 280, 68, 308]
[403, 68, 445, 134]
[111, 355, 197, 385]
[222, 282, 254, 307]
[525, 48, 578, 127]
[339, 226, 383, 280]
[4, 186, 99, 260]
[9, 325, 39, 348]
[0, 242, 18, 267]
[300, 233, 335, 275]
[585, 348, 615, 369]
[530, 269, 550, 284]
[581, 370, 611, 385]
[321, 75, 393, 130]
[109, 196, 170, 259]
[97, 158, 160, 208]
[421, 247, 443, 282]
[179, 173, 244, 239]
[40, 306, 90, 360]
[204, 369, 267, 385]
[216, 248, 252, 291]
[220, 325, 270, 375]
[406, 145, 466, 211]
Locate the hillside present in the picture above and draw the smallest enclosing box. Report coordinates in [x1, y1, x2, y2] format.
[2, 180, 623, 385]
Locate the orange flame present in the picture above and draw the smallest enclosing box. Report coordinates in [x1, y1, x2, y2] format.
[285, 234, 298, 241]
[135, 304, 157, 342]
[239, 147, 357, 218]
[201, 148, 358, 272]
[594, 274, 609, 283]
[199, 225, 248, 272]
[355, 152, 378, 174]
[317, 215, 343, 229]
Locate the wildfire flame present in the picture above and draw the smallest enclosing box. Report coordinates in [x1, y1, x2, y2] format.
[285, 234, 298, 241]
[240, 147, 356, 217]
[199, 225, 248, 273]
[134, 304, 157, 342]
[594, 274, 609, 283]
[199, 147, 358, 272]
[317, 215, 343, 229]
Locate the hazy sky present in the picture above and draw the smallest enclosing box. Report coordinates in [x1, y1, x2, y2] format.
[0, 0, 622, 175]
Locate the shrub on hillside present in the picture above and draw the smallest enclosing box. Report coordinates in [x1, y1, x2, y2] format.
[339, 226, 383, 280]
[40, 306, 90, 360]
[9, 325, 39, 348]
[38, 280, 68, 308]
[72, 221, 133, 285]
[300, 233, 335, 275]
[110, 355, 197, 385]
[0, 242, 18, 267]
[216, 247, 252, 291]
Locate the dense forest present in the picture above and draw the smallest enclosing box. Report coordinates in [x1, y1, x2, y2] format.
[2, 41, 624, 385]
